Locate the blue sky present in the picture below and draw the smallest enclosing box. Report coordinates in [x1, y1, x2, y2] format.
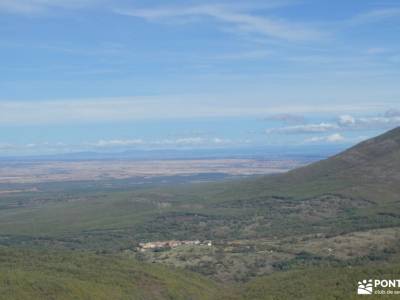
[1, 0, 400, 155]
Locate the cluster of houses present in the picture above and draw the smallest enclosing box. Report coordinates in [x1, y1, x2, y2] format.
[138, 240, 212, 251]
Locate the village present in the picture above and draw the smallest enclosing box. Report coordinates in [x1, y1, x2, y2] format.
[138, 240, 213, 252]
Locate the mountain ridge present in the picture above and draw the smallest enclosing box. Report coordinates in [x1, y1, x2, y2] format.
[258, 127, 400, 197]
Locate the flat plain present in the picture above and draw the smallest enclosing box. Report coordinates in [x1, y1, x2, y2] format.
[0, 158, 305, 184]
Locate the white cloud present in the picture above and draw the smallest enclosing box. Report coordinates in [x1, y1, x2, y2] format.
[0, 137, 239, 155]
[269, 110, 400, 137]
[155, 137, 234, 147]
[91, 139, 144, 147]
[0, 141, 63, 152]
[326, 133, 345, 142]
[306, 133, 345, 144]
[155, 137, 205, 146]
[338, 115, 356, 126]
[212, 137, 231, 144]
[88, 137, 234, 149]
[337, 111, 400, 130]
[115, 4, 323, 41]
[384, 108, 400, 118]
[267, 122, 339, 134]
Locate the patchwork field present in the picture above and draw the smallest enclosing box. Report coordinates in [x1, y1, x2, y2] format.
[0, 158, 305, 184]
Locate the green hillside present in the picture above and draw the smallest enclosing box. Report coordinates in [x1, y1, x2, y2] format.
[250, 126, 400, 198]
[1, 128, 400, 299]
[2, 245, 400, 300]
[0, 247, 236, 300]
[243, 258, 400, 300]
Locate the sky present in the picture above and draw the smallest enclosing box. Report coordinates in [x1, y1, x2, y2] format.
[1, 0, 400, 156]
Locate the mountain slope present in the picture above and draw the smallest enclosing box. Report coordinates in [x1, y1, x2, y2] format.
[280, 126, 400, 185]
[0, 247, 237, 300]
[243, 257, 400, 300]
[233, 127, 400, 202]
[199, 127, 400, 241]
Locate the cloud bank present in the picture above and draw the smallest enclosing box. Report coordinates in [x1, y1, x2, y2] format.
[0, 97, 383, 125]
[268, 109, 400, 137]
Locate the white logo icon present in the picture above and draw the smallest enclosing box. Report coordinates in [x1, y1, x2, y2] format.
[358, 279, 373, 295]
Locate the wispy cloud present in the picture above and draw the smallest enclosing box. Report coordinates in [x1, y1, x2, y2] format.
[214, 50, 273, 61]
[0, 0, 43, 14]
[0, 137, 240, 154]
[0, 141, 66, 154]
[0, 0, 103, 15]
[0, 97, 384, 125]
[366, 47, 388, 55]
[305, 133, 345, 144]
[265, 113, 305, 124]
[348, 8, 400, 25]
[115, 4, 323, 42]
[87, 137, 228, 148]
[338, 111, 400, 130]
[267, 122, 339, 134]
[90, 139, 145, 147]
